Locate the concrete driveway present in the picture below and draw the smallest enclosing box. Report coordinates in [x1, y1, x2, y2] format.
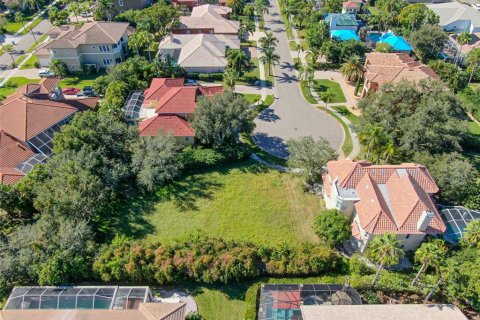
[252, 0, 344, 159]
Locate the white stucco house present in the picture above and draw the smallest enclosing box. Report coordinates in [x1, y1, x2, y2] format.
[427, 2, 480, 33]
[322, 160, 446, 252]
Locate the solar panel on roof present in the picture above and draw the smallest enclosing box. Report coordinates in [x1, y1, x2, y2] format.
[124, 90, 144, 119]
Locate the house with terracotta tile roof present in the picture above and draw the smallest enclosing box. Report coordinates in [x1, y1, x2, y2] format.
[361, 53, 439, 97]
[0, 78, 99, 185]
[322, 159, 446, 252]
[133, 78, 223, 145]
[172, 0, 227, 10]
[173, 4, 239, 35]
[342, 1, 361, 14]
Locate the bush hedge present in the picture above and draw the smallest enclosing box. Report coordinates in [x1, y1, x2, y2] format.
[93, 235, 345, 285]
[180, 145, 250, 171]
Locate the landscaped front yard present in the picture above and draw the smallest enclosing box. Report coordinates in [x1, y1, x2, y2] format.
[313, 79, 347, 103]
[59, 73, 104, 89]
[120, 161, 321, 246]
[0, 77, 38, 100]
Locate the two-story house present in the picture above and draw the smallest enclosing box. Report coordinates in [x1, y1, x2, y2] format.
[124, 78, 223, 145]
[173, 5, 239, 35]
[0, 77, 98, 184]
[361, 53, 439, 97]
[322, 160, 446, 252]
[35, 22, 131, 72]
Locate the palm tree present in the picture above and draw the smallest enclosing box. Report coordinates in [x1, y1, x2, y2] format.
[226, 0, 243, 14]
[243, 4, 255, 18]
[239, 21, 255, 39]
[260, 47, 280, 76]
[381, 141, 396, 163]
[455, 32, 471, 66]
[340, 55, 363, 82]
[223, 68, 238, 90]
[306, 48, 320, 65]
[14, 12, 37, 43]
[367, 233, 404, 287]
[466, 48, 480, 84]
[424, 265, 450, 303]
[259, 32, 278, 51]
[128, 31, 155, 60]
[50, 59, 69, 78]
[69, 2, 81, 24]
[227, 49, 250, 73]
[319, 89, 335, 109]
[296, 43, 303, 60]
[463, 220, 480, 248]
[299, 65, 314, 84]
[96, 0, 114, 20]
[24, 0, 41, 11]
[411, 239, 447, 286]
[359, 125, 385, 161]
[254, 0, 269, 16]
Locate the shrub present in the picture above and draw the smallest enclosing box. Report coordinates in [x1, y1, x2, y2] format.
[180, 145, 250, 171]
[349, 254, 372, 275]
[362, 290, 381, 304]
[244, 283, 261, 320]
[313, 209, 351, 247]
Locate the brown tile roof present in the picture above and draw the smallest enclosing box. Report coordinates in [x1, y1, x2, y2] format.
[0, 130, 34, 168]
[45, 21, 129, 49]
[324, 160, 445, 235]
[0, 167, 25, 185]
[364, 53, 439, 87]
[139, 115, 195, 137]
[144, 78, 185, 103]
[177, 4, 239, 34]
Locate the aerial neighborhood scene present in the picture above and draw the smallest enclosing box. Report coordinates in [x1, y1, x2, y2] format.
[0, 0, 479, 318]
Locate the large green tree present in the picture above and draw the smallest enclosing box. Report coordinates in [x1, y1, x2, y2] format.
[286, 136, 338, 184]
[131, 134, 183, 191]
[313, 209, 350, 248]
[411, 239, 446, 286]
[398, 4, 439, 32]
[192, 90, 255, 147]
[367, 233, 404, 286]
[409, 24, 447, 63]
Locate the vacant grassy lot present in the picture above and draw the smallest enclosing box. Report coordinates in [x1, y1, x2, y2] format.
[120, 161, 321, 246]
[0, 77, 38, 100]
[313, 79, 347, 103]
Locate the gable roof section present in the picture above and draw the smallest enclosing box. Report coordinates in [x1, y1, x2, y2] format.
[325, 13, 359, 27]
[45, 21, 129, 49]
[364, 53, 439, 88]
[325, 160, 444, 235]
[427, 2, 480, 30]
[139, 115, 194, 137]
[144, 78, 185, 102]
[0, 130, 34, 168]
[178, 4, 239, 34]
[0, 167, 25, 185]
[343, 1, 360, 8]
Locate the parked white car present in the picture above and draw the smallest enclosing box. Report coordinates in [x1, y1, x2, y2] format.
[38, 70, 54, 78]
[473, 4, 480, 10]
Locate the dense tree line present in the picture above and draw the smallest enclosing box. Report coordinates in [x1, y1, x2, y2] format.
[93, 234, 343, 284]
[357, 79, 478, 206]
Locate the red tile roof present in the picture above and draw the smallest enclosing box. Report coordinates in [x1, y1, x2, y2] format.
[0, 167, 25, 185]
[343, 1, 360, 8]
[143, 78, 223, 114]
[139, 115, 195, 137]
[324, 160, 445, 235]
[0, 130, 34, 168]
[364, 53, 439, 88]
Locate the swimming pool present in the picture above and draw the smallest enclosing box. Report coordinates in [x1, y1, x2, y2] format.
[367, 32, 382, 43]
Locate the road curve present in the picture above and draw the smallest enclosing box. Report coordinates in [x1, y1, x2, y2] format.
[253, 0, 344, 158]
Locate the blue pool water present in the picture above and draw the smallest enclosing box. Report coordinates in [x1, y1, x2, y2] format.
[367, 33, 382, 43]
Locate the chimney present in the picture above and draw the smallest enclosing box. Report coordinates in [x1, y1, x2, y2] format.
[417, 210, 434, 232]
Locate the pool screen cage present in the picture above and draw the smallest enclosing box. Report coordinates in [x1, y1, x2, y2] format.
[258, 284, 362, 320]
[4, 286, 152, 311]
[440, 206, 480, 244]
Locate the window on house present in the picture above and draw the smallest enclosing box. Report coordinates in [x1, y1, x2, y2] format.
[99, 45, 111, 52]
[119, 0, 124, 6]
[103, 59, 113, 66]
[112, 43, 117, 49]
[53, 50, 57, 53]
[405, 234, 411, 239]
[65, 50, 69, 54]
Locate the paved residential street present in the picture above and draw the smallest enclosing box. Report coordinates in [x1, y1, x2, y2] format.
[0, 19, 52, 66]
[252, 0, 344, 158]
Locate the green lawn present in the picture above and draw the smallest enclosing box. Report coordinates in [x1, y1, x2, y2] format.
[469, 121, 480, 135]
[0, 77, 38, 101]
[332, 105, 360, 125]
[242, 93, 261, 104]
[252, 94, 275, 114]
[323, 107, 353, 156]
[59, 73, 103, 89]
[15, 55, 27, 65]
[313, 79, 347, 103]
[19, 55, 39, 70]
[20, 15, 44, 35]
[5, 21, 24, 34]
[241, 133, 287, 167]
[300, 81, 317, 104]
[237, 57, 262, 86]
[120, 161, 321, 246]
[288, 41, 297, 51]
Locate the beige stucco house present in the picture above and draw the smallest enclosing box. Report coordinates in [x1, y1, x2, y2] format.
[35, 22, 131, 72]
